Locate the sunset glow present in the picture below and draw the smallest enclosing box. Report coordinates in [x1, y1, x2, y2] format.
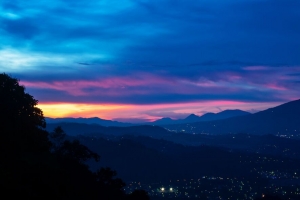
[1, 0, 299, 122]
[38, 100, 283, 122]
[39, 103, 133, 119]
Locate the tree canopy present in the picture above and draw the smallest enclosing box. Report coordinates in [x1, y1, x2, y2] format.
[0, 73, 45, 129]
[0, 73, 149, 199]
[0, 73, 50, 154]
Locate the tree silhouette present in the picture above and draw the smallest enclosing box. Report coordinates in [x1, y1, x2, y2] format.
[0, 73, 50, 155]
[0, 73, 149, 199]
[56, 139, 100, 163]
[0, 73, 52, 198]
[95, 167, 126, 199]
[49, 126, 66, 151]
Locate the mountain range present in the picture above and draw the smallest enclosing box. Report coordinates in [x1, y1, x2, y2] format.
[46, 109, 250, 126]
[163, 99, 300, 135]
[45, 117, 132, 127]
[46, 99, 300, 137]
[150, 109, 250, 125]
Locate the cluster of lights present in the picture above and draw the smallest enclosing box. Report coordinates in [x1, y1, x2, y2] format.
[160, 187, 173, 192]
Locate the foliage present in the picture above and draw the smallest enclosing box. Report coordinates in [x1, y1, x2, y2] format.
[0, 73, 45, 130]
[56, 139, 100, 163]
[0, 73, 149, 199]
[0, 73, 50, 154]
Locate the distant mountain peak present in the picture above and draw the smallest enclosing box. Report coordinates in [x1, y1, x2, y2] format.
[189, 114, 197, 116]
[199, 109, 250, 121]
[185, 114, 199, 119]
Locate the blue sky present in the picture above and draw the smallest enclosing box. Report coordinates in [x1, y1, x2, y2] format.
[1, 0, 300, 121]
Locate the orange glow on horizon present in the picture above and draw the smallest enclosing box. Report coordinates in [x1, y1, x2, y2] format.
[39, 103, 133, 119]
[38, 100, 283, 122]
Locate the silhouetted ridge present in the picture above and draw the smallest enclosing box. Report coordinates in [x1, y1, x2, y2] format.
[151, 117, 174, 125]
[200, 109, 250, 121]
[185, 114, 199, 120]
[150, 109, 251, 125]
[46, 123, 172, 137]
[46, 117, 132, 127]
[163, 99, 300, 135]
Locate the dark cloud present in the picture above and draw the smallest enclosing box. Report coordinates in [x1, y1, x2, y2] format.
[2, 2, 21, 11]
[1, 0, 299, 109]
[25, 78, 286, 104]
[1, 17, 40, 39]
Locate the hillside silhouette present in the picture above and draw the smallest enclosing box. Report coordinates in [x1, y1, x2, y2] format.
[46, 123, 172, 137]
[77, 134, 300, 182]
[163, 99, 300, 135]
[150, 109, 250, 125]
[46, 117, 132, 127]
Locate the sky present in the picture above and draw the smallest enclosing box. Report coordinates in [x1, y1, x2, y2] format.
[1, 0, 300, 122]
